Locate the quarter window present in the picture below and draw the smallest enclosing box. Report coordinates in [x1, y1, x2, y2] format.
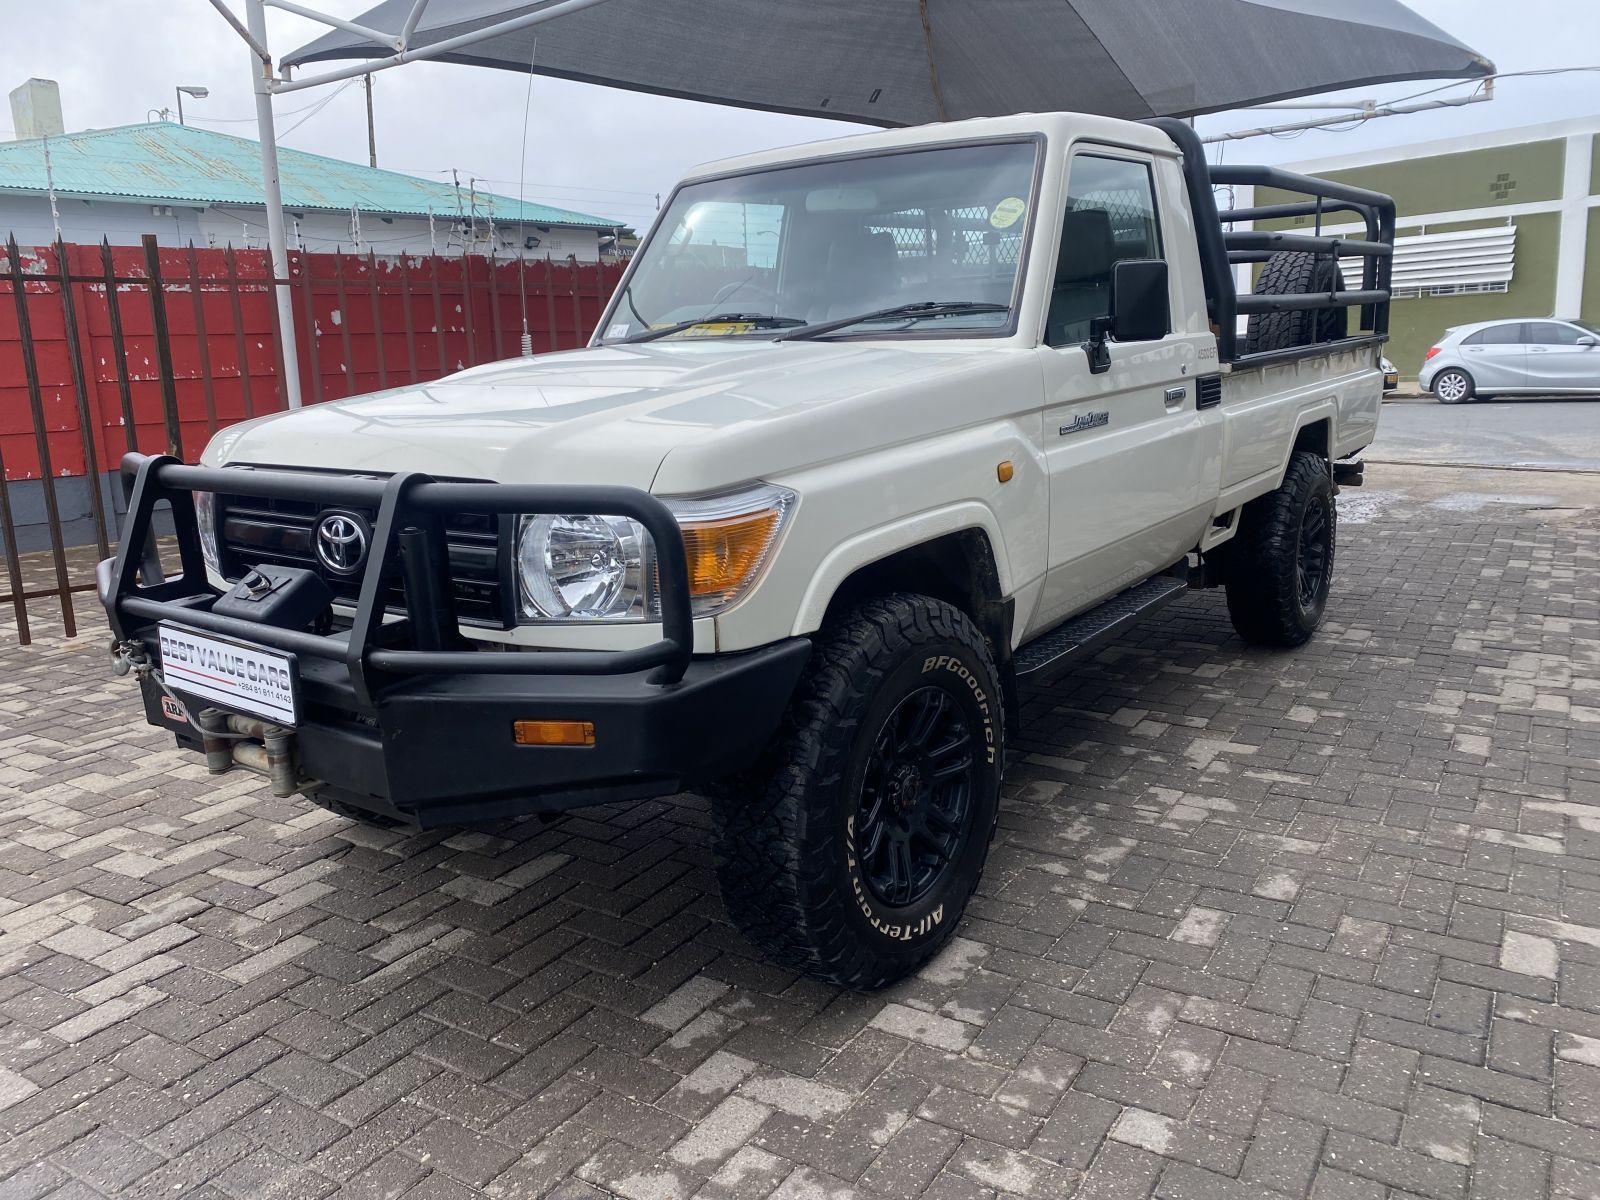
[1047, 155, 1164, 347]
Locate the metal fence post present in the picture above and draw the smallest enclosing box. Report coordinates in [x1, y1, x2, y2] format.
[142, 234, 185, 461]
[332, 249, 355, 397]
[185, 242, 220, 437]
[100, 239, 139, 458]
[291, 248, 322, 406]
[7, 235, 77, 636]
[54, 239, 110, 559]
[0, 238, 29, 642]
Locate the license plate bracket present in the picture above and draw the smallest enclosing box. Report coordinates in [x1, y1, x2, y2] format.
[157, 623, 300, 726]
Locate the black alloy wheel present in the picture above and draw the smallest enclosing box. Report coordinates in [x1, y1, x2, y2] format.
[1296, 493, 1331, 611]
[855, 686, 976, 908]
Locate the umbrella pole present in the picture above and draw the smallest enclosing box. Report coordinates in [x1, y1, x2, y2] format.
[245, 0, 304, 410]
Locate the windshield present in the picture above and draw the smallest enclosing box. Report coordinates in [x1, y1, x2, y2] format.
[601, 140, 1039, 343]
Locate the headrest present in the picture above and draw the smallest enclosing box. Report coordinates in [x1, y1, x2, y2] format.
[1056, 208, 1115, 286]
[827, 227, 898, 281]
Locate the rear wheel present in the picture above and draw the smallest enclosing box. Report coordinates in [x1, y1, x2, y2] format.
[1224, 450, 1336, 648]
[711, 594, 1002, 989]
[1433, 368, 1473, 404]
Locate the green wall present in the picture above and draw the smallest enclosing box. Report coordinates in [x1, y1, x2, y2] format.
[1249, 136, 1582, 377]
[1585, 209, 1600, 325]
[1260, 139, 1566, 222]
[1380, 213, 1561, 375]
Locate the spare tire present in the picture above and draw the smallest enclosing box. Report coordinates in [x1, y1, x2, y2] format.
[1245, 252, 1347, 354]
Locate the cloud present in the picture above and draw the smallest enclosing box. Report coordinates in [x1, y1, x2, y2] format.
[2, 0, 1594, 228]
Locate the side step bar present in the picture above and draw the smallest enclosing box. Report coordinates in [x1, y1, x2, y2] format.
[1013, 573, 1188, 685]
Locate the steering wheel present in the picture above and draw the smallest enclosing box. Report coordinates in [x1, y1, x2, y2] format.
[710, 281, 780, 312]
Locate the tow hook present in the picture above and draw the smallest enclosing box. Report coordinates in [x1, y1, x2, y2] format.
[110, 638, 148, 677]
[198, 709, 302, 798]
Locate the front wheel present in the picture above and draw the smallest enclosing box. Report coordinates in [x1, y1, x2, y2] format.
[1433, 369, 1474, 404]
[1224, 450, 1336, 648]
[712, 594, 1003, 989]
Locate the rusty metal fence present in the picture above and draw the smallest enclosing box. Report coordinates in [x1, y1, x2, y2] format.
[0, 233, 624, 645]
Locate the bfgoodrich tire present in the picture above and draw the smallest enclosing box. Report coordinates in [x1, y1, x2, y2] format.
[1224, 450, 1336, 648]
[1433, 368, 1474, 404]
[712, 594, 1003, 990]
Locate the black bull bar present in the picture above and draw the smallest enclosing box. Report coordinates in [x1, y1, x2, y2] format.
[97, 454, 810, 824]
[103, 453, 697, 708]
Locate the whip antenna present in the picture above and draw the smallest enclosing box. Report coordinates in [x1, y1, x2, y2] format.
[517, 39, 538, 356]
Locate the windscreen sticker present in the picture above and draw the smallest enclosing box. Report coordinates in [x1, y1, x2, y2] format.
[990, 197, 1026, 229]
[681, 322, 755, 337]
[605, 322, 631, 338]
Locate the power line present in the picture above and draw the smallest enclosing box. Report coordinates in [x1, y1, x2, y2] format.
[185, 89, 363, 124]
[383, 168, 657, 200]
[277, 80, 360, 139]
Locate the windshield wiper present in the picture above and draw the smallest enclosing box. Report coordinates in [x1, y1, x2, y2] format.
[776, 301, 1010, 342]
[614, 312, 805, 344]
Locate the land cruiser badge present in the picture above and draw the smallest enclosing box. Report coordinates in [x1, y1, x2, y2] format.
[1059, 411, 1110, 437]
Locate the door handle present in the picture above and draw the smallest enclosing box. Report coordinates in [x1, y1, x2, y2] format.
[1164, 386, 1187, 409]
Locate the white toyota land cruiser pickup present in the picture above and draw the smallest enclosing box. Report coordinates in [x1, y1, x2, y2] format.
[102, 113, 1395, 988]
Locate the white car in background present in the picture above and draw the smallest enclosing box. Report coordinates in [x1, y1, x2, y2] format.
[1420, 318, 1600, 403]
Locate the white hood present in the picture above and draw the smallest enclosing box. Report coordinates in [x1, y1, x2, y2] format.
[205, 338, 1033, 493]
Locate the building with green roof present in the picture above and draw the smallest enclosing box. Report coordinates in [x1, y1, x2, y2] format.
[0, 119, 627, 260]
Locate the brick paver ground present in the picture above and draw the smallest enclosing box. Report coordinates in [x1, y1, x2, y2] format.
[1, 467, 1598, 1200]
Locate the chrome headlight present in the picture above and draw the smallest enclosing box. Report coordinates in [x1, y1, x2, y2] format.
[514, 483, 795, 624]
[193, 490, 221, 575]
[517, 513, 648, 621]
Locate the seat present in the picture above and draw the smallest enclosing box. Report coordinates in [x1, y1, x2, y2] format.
[821, 229, 902, 319]
[1047, 208, 1115, 347]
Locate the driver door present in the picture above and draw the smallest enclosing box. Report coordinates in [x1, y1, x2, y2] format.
[1031, 149, 1220, 634]
[1525, 321, 1600, 392]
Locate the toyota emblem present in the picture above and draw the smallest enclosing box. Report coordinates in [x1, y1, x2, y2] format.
[314, 512, 370, 575]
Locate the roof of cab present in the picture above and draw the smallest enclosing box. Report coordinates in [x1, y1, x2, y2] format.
[680, 112, 1177, 183]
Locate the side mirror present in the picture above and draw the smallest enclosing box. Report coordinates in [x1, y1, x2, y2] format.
[1577, 335, 1598, 348]
[1085, 259, 1169, 374]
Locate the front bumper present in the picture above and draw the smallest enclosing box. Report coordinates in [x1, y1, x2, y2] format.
[103, 454, 810, 827]
[132, 636, 809, 825]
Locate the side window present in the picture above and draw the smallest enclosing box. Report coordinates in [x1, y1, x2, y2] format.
[1047, 155, 1164, 348]
[1526, 322, 1583, 346]
[1463, 324, 1524, 346]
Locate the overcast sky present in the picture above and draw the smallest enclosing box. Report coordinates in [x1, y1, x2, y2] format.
[2, 1, 1596, 233]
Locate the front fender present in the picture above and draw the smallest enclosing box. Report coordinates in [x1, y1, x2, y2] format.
[788, 503, 1017, 637]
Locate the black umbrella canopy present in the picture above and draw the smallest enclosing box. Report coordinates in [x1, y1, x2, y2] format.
[285, 0, 1491, 127]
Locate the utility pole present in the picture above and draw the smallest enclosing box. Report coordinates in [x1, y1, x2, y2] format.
[243, 0, 302, 409]
[364, 74, 377, 167]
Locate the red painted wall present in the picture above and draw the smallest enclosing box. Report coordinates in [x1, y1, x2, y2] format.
[0, 242, 625, 481]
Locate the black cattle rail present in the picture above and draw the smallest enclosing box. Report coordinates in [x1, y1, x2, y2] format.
[1148, 118, 1397, 368]
[103, 453, 695, 711]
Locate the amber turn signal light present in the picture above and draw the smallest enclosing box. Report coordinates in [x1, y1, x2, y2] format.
[997, 461, 1014, 483]
[680, 508, 785, 604]
[513, 720, 595, 747]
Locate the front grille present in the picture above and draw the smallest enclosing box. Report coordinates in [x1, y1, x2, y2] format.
[217, 479, 511, 628]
